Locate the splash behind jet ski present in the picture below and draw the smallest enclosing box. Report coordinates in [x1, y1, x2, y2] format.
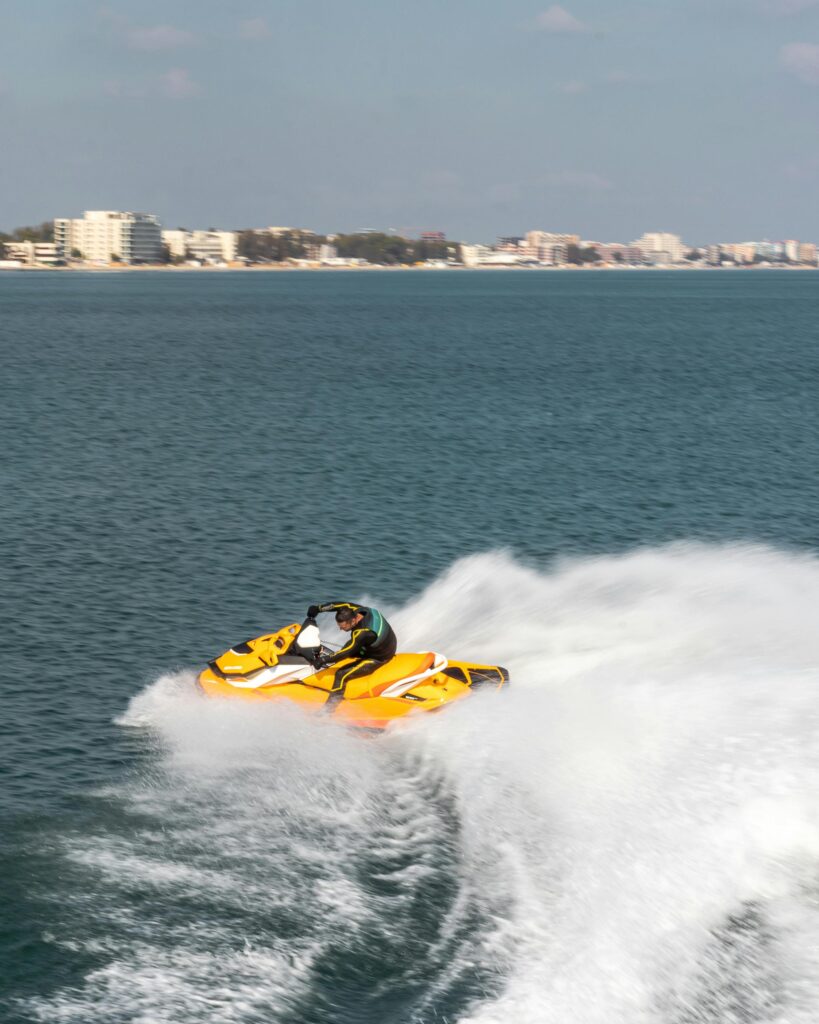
[197, 619, 509, 730]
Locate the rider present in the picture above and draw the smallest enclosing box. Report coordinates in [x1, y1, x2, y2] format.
[306, 602, 397, 704]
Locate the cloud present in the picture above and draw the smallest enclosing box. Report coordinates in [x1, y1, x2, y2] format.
[127, 25, 197, 51]
[781, 42, 819, 83]
[557, 71, 644, 95]
[238, 17, 271, 40]
[783, 154, 819, 178]
[158, 68, 200, 98]
[541, 170, 612, 191]
[103, 79, 147, 98]
[96, 5, 123, 26]
[558, 80, 589, 94]
[606, 70, 641, 85]
[762, 0, 819, 14]
[102, 68, 201, 99]
[535, 5, 588, 33]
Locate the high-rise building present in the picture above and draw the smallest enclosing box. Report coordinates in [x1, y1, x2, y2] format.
[633, 232, 686, 263]
[524, 231, 579, 263]
[755, 241, 779, 262]
[797, 242, 817, 265]
[595, 243, 645, 264]
[54, 211, 162, 263]
[496, 236, 525, 252]
[733, 243, 757, 265]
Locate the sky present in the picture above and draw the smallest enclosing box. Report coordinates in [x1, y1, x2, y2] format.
[2, 0, 819, 244]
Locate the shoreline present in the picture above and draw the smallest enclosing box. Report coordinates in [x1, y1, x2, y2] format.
[2, 262, 819, 273]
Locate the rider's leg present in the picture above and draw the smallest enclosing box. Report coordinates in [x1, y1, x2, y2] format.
[325, 658, 381, 707]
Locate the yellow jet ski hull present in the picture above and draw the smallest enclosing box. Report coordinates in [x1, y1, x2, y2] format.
[197, 623, 509, 730]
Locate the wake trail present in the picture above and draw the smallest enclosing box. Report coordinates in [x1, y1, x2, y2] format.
[30, 543, 819, 1023]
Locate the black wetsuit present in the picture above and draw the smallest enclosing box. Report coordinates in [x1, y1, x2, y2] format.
[313, 602, 397, 701]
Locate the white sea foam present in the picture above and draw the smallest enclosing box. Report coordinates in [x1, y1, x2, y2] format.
[31, 544, 819, 1023]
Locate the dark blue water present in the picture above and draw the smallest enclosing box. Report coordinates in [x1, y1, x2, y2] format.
[2, 270, 819, 1023]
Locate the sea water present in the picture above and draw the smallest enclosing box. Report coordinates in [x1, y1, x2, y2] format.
[2, 270, 819, 1023]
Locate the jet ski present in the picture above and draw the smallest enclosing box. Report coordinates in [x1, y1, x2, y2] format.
[197, 618, 509, 730]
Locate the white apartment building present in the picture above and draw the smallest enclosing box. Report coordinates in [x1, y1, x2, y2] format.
[755, 241, 783, 261]
[54, 211, 162, 264]
[3, 241, 60, 265]
[460, 244, 494, 267]
[460, 244, 523, 266]
[265, 226, 317, 238]
[524, 231, 579, 263]
[633, 232, 686, 263]
[595, 243, 646, 264]
[162, 229, 237, 263]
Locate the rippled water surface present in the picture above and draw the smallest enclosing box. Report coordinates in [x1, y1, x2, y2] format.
[2, 270, 819, 1023]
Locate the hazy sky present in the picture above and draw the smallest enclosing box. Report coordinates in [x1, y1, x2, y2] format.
[2, 0, 819, 243]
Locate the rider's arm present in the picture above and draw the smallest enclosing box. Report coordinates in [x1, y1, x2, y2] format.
[321, 627, 377, 665]
[316, 601, 367, 617]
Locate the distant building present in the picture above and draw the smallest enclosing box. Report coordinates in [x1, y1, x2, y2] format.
[162, 229, 237, 263]
[461, 244, 499, 267]
[798, 242, 817, 265]
[783, 239, 800, 263]
[55, 210, 162, 264]
[319, 244, 338, 261]
[633, 232, 686, 263]
[3, 240, 60, 266]
[496, 236, 525, 252]
[265, 226, 316, 238]
[420, 231, 446, 242]
[730, 243, 757, 265]
[524, 231, 579, 263]
[714, 242, 763, 265]
[482, 252, 524, 266]
[496, 236, 548, 262]
[595, 243, 645, 264]
[755, 241, 779, 262]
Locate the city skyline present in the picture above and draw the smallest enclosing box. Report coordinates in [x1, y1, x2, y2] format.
[3, 207, 819, 254]
[3, 211, 818, 268]
[2, 0, 819, 241]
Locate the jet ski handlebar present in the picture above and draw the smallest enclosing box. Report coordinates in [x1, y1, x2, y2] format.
[292, 617, 341, 664]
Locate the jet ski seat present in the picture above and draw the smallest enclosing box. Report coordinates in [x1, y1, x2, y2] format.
[361, 652, 436, 698]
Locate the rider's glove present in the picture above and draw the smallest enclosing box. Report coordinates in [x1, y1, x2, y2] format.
[307, 605, 320, 619]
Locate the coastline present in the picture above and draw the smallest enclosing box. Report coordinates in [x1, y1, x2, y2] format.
[2, 262, 818, 273]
